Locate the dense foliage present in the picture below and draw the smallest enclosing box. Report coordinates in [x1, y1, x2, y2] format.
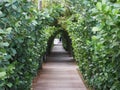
[0, 0, 120, 90]
[0, 0, 60, 89]
[61, 0, 120, 89]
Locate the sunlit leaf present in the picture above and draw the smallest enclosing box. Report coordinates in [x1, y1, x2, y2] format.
[96, 2, 102, 11]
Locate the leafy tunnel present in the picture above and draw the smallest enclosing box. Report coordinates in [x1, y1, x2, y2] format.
[1, 0, 120, 90]
[46, 30, 73, 56]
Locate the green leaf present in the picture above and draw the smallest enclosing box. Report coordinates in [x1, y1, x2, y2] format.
[0, 36, 2, 40]
[0, 71, 6, 79]
[7, 83, 13, 88]
[32, 20, 38, 25]
[92, 35, 98, 41]
[104, 6, 110, 12]
[0, 42, 9, 47]
[8, 0, 17, 3]
[112, 9, 119, 15]
[12, 5, 17, 10]
[96, 2, 102, 11]
[92, 27, 100, 32]
[3, 42, 9, 47]
[102, 0, 107, 4]
[0, 10, 5, 17]
[4, 55, 12, 60]
[6, 27, 12, 34]
[0, 29, 5, 34]
[0, 27, 11, 35]
[11, 48, 17, 56]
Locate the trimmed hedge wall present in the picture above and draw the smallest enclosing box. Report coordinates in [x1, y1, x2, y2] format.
[0, 0, 61, 89]
[62, 0, 120, 90]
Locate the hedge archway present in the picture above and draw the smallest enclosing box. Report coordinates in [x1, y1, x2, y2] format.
[46, 29, 73, 55]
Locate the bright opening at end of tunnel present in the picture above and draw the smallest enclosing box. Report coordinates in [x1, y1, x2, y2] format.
[53, 38, 60, 45]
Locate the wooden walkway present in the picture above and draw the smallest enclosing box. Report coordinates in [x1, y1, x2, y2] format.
[32, 42, 87, 90]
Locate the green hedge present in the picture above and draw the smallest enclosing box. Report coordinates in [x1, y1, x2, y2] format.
[62, 0, 120, 89]
[0, 0, 55, 89]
